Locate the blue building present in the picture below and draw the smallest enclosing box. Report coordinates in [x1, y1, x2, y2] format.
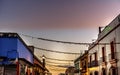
[0, 33, 33, 75]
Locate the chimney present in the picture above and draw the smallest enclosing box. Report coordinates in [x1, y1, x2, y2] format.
[99, 27, 102, 33]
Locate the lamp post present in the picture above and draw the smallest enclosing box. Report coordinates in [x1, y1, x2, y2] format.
[42, 55, 45, 75]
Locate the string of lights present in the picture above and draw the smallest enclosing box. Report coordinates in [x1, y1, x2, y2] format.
[39, 56, 74, 61]
[46, 60, 72, 65]
[19, 33, 120, 45]
[47, 67, 66, 71]
[48, 68, 66, 71]
[35, 47, 81, 55]
[19, 33, 91, 45]
[34, 55, 71, 69]
[46, 64, 69, 69]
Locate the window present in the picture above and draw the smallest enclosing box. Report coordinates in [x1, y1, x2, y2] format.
[94, 71, 98, 75]
[111, 68, 118, 75]
[102, 68, 106, 75]
[90, 55, 92, 63]
[94, 52, 97, 61]
[102, 47, 106, 62]
[110, 41, 115, 59]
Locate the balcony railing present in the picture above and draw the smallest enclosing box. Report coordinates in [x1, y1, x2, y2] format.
[88, 62, 91, 68]
[88, 60, 99, 68]
[99, 56, 107, 65]
[100, 56, 107, 62]
[108, 52, 119, 63]
[91, 60, 99, 67]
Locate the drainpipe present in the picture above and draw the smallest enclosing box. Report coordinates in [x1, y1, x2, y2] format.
[16, 58, 19, 75]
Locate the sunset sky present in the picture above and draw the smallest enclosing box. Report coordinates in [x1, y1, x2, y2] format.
[0, 0, 120, 75]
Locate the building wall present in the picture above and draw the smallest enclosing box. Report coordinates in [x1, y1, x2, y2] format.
[80, 52, 88, 75]
[87, 14, 120, 75]
[98, 24, 120, 75]
[88, 14, 120, 75]
[74, 61, 80, 75]
[0, 37, 33, 64]
[116, 26, 120, 75]
[0, 34, 34, 75]
[0, 37, 17, 57]
[88, 45, 99, 75]
[17, 39, 33, 64]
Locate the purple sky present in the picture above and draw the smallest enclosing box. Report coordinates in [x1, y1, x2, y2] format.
[0, 0, 120, 30]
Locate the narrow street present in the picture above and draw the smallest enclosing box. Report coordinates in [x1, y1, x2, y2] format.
[0, 0, 120, 75]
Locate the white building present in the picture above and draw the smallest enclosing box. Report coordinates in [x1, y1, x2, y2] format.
[88, 14, 120, 75]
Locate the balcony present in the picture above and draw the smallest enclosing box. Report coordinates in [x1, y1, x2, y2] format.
[81, 67, 87, 73]
[91, 60, 99, 67]
[99, 56, 107, 66]
[108, 52, 119, 64]
[88, 63, 91, 68]
[88, 60, 99, 68]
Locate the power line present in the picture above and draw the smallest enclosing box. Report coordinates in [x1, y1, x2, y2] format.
[39, 56, 74, 61]
[19, 33, 120, 45]
[46, 57, 73, 61]
[35, 47, 81, 55]
[19, 33, 91, 45]
[46, 64, 70, 69]
[46, 60, 72, 65]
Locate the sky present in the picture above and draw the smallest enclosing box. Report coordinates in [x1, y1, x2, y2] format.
[0, 0, 120, 75]
[0, 0, 120, 30]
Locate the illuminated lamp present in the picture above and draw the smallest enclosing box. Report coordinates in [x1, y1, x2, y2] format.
[42, 55, 45, 59]
[42, 55, 46, 75]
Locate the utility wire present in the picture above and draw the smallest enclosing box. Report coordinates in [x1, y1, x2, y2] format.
[46, 64, 69, 68]
[19, 33, 120, 45]
[46, 57, 74, 61]
[35, 47, 81, 55]
[19, 33, 91, 45]
[39, 56, 74, 61]
[46, 60, 72, 65]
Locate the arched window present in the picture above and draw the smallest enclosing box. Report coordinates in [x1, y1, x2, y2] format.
[102, 68, 106, 75]
[110, 67, 118, 75]
[94, 71, 98, 75]
[90, 72, 92, 75]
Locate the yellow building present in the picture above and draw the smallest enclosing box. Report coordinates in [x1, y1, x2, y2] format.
[88, 43, 99, 75]
[80, 51, 89, 75]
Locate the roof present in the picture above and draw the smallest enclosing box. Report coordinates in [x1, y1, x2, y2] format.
[88, 14, 120, 51]
[0, 32, 33, 54]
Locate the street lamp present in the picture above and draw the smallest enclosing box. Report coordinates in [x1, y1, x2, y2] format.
[42, 55, 45, 67]
[42, 55, 46, 75]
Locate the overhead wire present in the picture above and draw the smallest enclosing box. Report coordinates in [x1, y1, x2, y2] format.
[39, 56, 74, 61]
[35, 47, 81, 55]
[46, 63, 69, 69]
[46, 60, 72, 65]
[19, 33, 120, 68]
[19, 33, 120, 45]
[19, 33, 91, 45]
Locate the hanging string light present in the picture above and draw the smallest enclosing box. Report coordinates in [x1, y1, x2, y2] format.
[19, 33, 91, 45]
[35, 47, 81, 55]
[46, 60, 72, 65]
[39, 56, 74, 61]
[19, 33, 120, 45]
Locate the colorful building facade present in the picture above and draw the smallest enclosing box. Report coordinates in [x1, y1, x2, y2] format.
[0, 33, 51, 75]
[80, 51, 89, 75]
[74, 56, 81, 75]
[0, 33, 33, 75]
[88, 14, 120, 75]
